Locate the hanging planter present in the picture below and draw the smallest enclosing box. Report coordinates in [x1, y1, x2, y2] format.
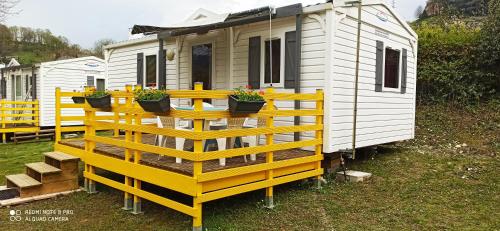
[85, 91, 111, 109]
[71, 96, 85, 104]
[228, 86, 265, 115]
[134, 89, 171, 113]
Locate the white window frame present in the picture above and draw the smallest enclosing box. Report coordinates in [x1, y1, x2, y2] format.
[259, 27, 294, 88]
[143, 51, 159, 89]
[382, 41, 403, 92]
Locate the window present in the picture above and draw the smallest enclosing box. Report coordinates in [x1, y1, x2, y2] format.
[15, 75, 22, 98]
[264, 38, 281, 85]
[87, 76, 94, 86]
[96, 79, 105, 92]
[145, 55, 157, 88]
[384, 47, 400, 89]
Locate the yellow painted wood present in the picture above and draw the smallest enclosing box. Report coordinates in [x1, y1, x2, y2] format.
[200, 169, 323, 203]
[265, 88, 275, 198]
[84, 172, 196, 216]
[315, 89, 324, 180]
[55, 84, 325, 225]
[55, 88, 62, 142]
[0, 113, 36, 117]
[198, 139, 322, 161]
[60, 126, 86, 132]
[84, 151, 198, 195]
[60, 103, 85, 109]
[86, 135, 197, 160]
[198, 155, 322, 182]
[54, 143, 86, 159]
[60, 92, 84, 97]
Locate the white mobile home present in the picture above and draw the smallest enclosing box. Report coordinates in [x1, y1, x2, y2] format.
[0, 56, 105, 126]
[103, 0, 417, 154]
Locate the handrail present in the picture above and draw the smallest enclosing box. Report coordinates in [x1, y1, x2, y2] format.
[0, 99, 39, 143]
[55, 83, 325, 226]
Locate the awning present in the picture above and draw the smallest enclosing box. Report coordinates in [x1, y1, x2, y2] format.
[130, 4, 302, 39]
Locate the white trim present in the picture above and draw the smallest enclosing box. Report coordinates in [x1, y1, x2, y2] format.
[332, 0, 417, 39]
[228, 27, 234, 90]
[258, 25, 295, 88]
[323, 9, 334, 153]
[381, 41, 403, 92]
[307, 14, 326, 34]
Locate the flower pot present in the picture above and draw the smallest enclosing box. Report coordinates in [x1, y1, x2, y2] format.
[137, 95, 171, 113]
[71, 96, 85, 104]
[228, 95, 265, 114]
[85, 94, 111, 109]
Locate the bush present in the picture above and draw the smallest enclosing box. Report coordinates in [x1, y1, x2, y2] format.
[414, 20, 498, 104]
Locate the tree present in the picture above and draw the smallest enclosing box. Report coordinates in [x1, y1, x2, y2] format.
[415, 5, 424, 19]
[92, 38, 114, 58]
[0, 0, 19, 22]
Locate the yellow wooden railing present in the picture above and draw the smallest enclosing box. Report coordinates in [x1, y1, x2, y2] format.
[0, 100, 39, 143]
[54, 83, 324, 230]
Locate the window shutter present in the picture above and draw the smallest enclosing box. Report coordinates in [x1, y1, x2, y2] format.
[0, 77, 5, 99]
[25, 75, 28, 94]
[32, 74, 37, 99]
[248, 36, 261, 89]
[284, 31, 297, 89]
[158, 49, 166, 89]
[401, 48, 407, 94]
[137, 53, 144, 86]
[375, 40, 384, 92]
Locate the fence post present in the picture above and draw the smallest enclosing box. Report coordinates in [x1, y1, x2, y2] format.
[85, 86, 97, 194]
[34, 100, 39, 138]
[122, 85, 134, 210]
[265, 87, 275, 208]
[132, 84, 143, 214]
[314, 89, 324, 189]
[1, 100, 5, 143]
[113, 89, 120, 137]
[192, 82, 204, 231]
[55, 88, 62, 143]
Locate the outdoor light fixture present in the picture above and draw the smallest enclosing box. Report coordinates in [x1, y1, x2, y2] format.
[166, 49, 175, 61]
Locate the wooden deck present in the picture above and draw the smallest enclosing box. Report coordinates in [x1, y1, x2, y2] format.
[59, 134, 315, 176]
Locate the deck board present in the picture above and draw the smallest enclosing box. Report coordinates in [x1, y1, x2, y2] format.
[59, 134, 314, 176]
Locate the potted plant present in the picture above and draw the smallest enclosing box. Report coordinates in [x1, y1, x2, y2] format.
[71, 95, 85, 104]
[85, 91, 111, 109]
[228, 86, 265, 114]
[134, 88, 171, 113]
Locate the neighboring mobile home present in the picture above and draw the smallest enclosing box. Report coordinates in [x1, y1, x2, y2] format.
[103, 0, 418, 154]
[0, 56, 105, 127]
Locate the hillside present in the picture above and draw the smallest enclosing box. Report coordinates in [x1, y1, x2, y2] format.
[423, 0, 489, 17]
[0, 24, 93, 65]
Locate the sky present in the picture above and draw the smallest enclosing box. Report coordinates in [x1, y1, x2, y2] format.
[5, 0, 426, 49]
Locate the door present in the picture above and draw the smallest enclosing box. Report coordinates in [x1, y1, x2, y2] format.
[15, 75, 22, 100]
[191, 43, 212, 90]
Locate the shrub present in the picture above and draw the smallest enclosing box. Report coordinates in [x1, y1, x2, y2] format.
[233, 86, 265, 102]
[86, 91, 109, 98]
[134, 88, 168, 101]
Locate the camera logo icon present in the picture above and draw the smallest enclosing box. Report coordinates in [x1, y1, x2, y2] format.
[9, 210, 22, 221]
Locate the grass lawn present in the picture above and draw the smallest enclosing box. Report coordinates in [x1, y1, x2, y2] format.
[0, 104, 498, 230]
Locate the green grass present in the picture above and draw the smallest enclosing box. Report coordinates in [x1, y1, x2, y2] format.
[0, 141, 53, 185]
[0, 105, 498, 230]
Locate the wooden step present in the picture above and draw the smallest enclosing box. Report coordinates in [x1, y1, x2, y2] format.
[26, 162, 61, 175]
[6, 174, 41, 188]
[44, 152, 79, 162]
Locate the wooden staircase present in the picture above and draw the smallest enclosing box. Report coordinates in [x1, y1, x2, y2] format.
[5, 152, 79, 198]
